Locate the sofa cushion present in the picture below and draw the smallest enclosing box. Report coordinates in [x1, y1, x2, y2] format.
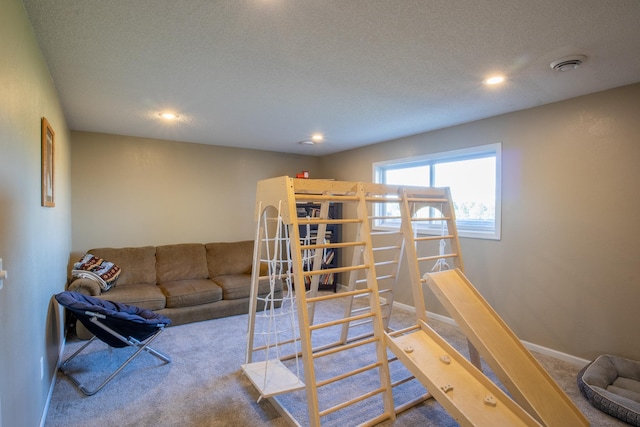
[213, 274, 278, 300]
[156, 243, 208, 283]
[158, 279, 223, 308]
[88, 246, 156, 286]
[95, 283, 166, 311]
[206, 240, 254, 277]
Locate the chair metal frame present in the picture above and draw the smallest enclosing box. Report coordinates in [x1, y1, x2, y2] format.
[60, 309, 171, 396]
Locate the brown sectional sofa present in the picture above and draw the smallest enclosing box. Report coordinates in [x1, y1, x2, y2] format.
[68, 241, 282, 338]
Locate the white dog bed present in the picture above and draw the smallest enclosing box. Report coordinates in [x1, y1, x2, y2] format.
[578, 354, 640, 426]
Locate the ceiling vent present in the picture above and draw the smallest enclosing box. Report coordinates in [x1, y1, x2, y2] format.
[550, 55, 587, 72]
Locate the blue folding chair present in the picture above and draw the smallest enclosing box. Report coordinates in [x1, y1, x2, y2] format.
[55, 291, 172, 396]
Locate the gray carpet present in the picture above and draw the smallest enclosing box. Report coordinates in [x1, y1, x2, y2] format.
[45, 297, 627, 426]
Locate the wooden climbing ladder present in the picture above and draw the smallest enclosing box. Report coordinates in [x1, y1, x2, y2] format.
[339, 185, 406, 342]
[244, 177, 396, 427]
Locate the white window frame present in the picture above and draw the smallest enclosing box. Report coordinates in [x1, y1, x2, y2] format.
[372, 143, 502, 240]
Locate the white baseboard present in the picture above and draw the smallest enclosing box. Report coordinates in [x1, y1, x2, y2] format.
[520, 340, 589, 367]
[389, 300, 589, 368]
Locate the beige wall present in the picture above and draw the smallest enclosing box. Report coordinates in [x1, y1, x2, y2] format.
[0, 1, 72, 426]
[71, 132, 319, 256]
[319, 83, 640, 362]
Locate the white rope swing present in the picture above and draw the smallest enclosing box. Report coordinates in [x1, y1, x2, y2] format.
[253, 203, 303, 399]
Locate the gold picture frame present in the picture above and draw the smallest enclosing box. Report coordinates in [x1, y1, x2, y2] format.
[41, 117, 55, 207]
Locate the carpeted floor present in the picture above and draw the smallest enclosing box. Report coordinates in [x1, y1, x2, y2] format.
[45, 296, 627, 427]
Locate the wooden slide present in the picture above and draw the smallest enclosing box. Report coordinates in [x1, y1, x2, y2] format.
[386, 322, 542, 426]
[424, 268, 589, 427]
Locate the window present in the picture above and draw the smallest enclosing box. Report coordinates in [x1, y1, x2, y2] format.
[373, 143, 501, 240]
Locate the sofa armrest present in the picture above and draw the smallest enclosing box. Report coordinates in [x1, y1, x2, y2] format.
[67, 278, 102, 296]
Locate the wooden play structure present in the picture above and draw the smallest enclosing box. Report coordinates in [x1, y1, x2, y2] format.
[243, 176, 588, 426]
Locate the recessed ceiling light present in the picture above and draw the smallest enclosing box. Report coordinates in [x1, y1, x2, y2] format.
[298, 133, 324, 146]
[159, 112, 179, 120]
[484, 75, 506, 85]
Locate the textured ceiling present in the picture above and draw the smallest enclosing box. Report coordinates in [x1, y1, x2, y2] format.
[23, 0, 640, 156]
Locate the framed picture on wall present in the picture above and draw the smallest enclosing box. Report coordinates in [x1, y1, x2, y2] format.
[41, 117, 55, 207]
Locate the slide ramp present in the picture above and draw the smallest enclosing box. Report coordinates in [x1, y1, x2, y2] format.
[386, 322, 542, 426]
[425, 268, 589, 427]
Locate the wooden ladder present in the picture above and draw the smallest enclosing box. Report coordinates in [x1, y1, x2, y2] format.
[246, 177, 396, 427]
[336, 186, 434, 415]
[391, 185, 481, 368]
[339, 188, 406, 342]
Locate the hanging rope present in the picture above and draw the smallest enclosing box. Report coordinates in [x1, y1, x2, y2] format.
[256, 203, 302, 396]
[431, 203, 450, 272]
